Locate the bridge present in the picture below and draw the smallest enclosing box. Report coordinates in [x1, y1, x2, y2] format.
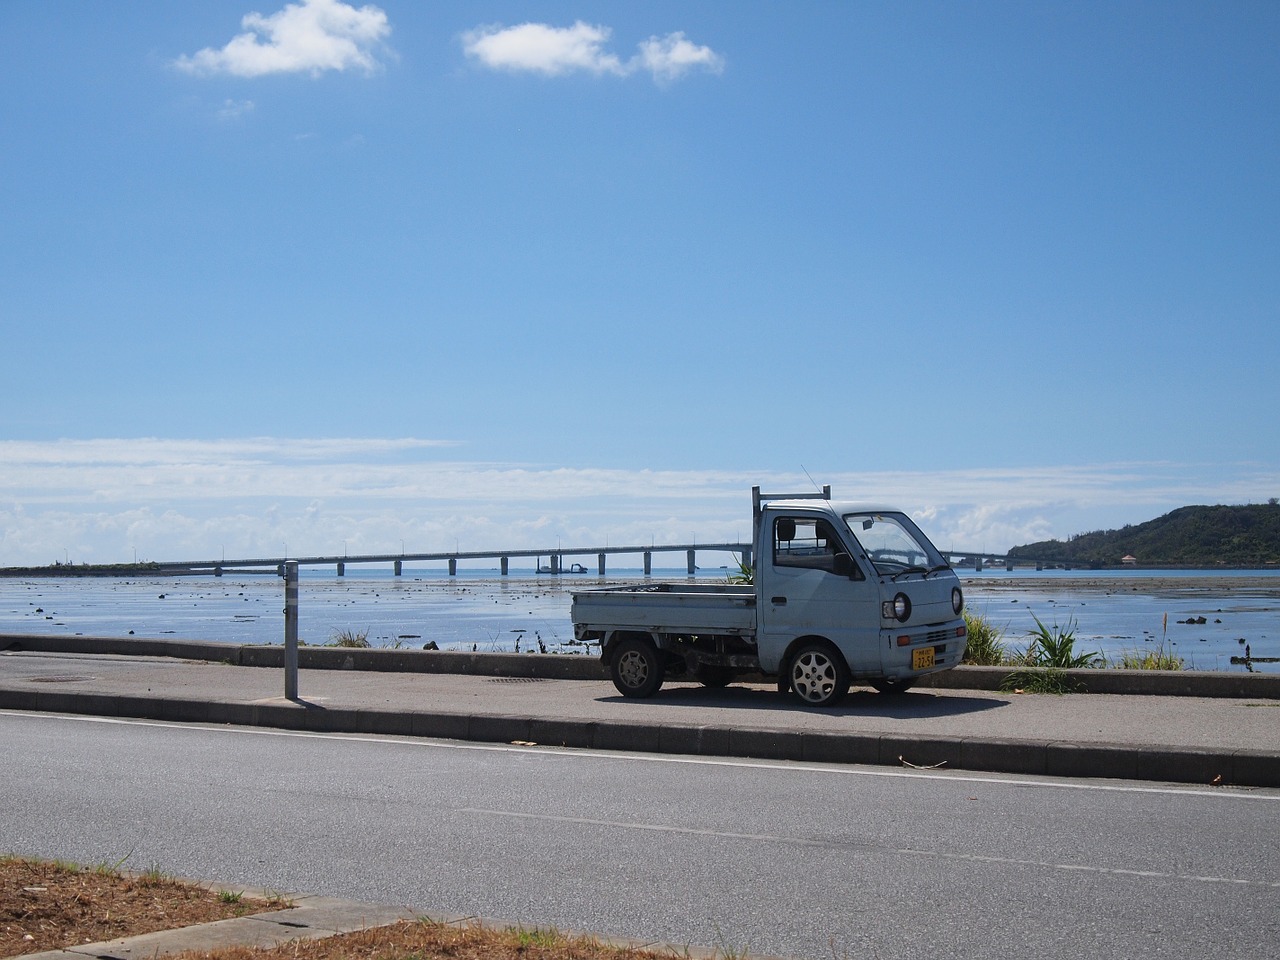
[145, 545, 1038, 578]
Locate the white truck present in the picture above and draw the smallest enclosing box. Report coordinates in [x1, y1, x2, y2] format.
[571, 486, 968, 707]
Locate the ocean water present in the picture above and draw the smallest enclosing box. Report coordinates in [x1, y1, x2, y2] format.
[2, 567, 1277, 673]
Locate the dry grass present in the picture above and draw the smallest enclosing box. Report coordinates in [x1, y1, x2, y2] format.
[0, 856, 285, 958]
[2, 858, 690, 960]
[170, 919, 686, 960]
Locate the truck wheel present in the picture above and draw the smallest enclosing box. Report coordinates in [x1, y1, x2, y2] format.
[611, 637, 664, 698]
[870, 679, 915, 695]
[788, 642, 850, 707]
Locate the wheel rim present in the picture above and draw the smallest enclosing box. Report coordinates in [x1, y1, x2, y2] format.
[792, 650, 837, 703]
[617, 649, 650, 689]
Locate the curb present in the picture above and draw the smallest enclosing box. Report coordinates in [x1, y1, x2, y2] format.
[4, 633, 1278, 698]
[1, 685, 1275, 788]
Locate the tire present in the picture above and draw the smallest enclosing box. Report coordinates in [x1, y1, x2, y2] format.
[870, 679, 915, 695]
[788, 642, 850, 707]
[610, 636, 664, 698]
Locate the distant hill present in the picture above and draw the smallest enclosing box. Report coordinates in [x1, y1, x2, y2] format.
[1006, 502, 1280, 568]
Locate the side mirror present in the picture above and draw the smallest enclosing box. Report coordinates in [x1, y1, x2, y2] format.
[833, 553, 853, 577]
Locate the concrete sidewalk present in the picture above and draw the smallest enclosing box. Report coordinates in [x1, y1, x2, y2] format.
[2, 637, 1278, 787]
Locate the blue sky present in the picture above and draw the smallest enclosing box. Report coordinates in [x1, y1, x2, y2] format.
[1, 1, 1277, 566]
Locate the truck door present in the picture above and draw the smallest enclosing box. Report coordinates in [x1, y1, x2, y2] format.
[756, 514, 881, 675]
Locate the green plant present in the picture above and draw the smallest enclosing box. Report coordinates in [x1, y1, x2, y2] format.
[511, 926, 562, 949]
[327, 627, 370, 648]
[1116, 648, 1185, 670]
[1025, 613, 1102, 669]
[962, 611, 1008, 665]
[217, 890, 244, 904]
[727, 554, 753, 584]
[138, 862, 169, 885]
[999, 667, 1078, 695]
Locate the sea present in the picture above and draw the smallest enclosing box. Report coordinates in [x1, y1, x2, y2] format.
[3, 565, 1277, 673]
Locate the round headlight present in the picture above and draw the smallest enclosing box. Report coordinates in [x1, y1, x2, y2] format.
[893, 592, 911, 622]
[952, 586, 964, 615]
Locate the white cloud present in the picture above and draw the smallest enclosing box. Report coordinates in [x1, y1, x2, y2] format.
[217, 98, 255, 120]
[461, 21, 723, 83]
[1, 439, 1275, 566]
[637, 31, 725, 83]
[173, 0, 391, 78]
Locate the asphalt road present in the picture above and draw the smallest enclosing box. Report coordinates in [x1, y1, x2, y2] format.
[6, 710, 1278, 960]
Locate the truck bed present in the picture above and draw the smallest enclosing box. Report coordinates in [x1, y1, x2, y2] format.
[570, 582, 757, 638]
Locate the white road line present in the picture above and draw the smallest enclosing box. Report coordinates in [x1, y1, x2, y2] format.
[458, 807, 1280, 890]
[2, 708, 1277, 802]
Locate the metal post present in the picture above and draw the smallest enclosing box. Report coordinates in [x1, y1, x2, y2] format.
[283, 561, 299, 701]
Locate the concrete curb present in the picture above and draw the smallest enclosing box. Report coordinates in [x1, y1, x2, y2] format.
[4, 633, 1278, 698]
[2, 685, 1275, 788]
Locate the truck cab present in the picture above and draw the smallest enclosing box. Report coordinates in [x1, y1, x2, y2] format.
[755, 491, 967, 704]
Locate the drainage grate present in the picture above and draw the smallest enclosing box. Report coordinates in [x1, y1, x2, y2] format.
[487, 677, 548, 684]
[28, 675, 95, 684]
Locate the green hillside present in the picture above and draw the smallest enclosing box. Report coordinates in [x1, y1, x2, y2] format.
[1006, 502, 1280, 568]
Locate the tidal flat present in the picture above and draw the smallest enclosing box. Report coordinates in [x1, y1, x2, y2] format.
[2, 571, 1277, 672]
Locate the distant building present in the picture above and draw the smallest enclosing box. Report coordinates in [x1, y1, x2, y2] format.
[1121, 554, 1137, 566]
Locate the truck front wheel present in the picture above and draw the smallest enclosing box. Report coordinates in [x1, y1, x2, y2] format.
[610, 637, 664, 698]
[788, 642, 850, 708]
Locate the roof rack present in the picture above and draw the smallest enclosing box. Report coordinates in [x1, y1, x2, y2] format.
[751, 484, 831, 530]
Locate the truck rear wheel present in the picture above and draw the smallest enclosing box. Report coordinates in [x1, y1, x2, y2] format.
[610, 636, 664, 698]
[788, 642, 850, 708]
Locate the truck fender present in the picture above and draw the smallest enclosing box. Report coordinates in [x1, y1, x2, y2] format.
[600, 629, 658, 663]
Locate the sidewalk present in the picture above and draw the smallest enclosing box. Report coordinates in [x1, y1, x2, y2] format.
[1, 636, 1278, 787]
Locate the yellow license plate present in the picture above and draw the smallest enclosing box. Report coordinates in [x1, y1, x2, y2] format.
[912, 647, 935, 670]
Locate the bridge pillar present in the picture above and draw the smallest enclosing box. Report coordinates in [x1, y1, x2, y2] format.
[1036, 561, 1043, 571]
[975, 556, 983, 572]
[598, 553, 606, 575]
[643, 551, 652, 576]
[552, 554, 561, 574]
[449, 558, 457, 576]
[394, 559, 402, 576]
[1006, 560, 1013, 572]
[214, 566, 223, 577]
[337, 562, 344, 576]
[687, 549, 696, 576]
[500, 556, 509, 575]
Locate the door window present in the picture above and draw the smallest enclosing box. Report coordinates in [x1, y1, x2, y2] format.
[773, 517, 862, 578]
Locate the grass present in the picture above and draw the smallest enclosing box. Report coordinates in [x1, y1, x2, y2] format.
[1115, 646, 1185, 670]
[962, 611, 1008, 665]
[326, 627, 370, 648]
[0, 855, 283, 959]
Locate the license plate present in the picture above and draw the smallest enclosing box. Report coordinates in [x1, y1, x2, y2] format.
[912, 647, 935, 670]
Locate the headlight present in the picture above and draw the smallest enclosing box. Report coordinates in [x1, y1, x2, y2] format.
[952, 586, 964, 615]
[881, 592, 911, 622]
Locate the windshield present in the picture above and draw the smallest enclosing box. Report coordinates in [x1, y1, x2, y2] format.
[842, 512, 948, 577]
